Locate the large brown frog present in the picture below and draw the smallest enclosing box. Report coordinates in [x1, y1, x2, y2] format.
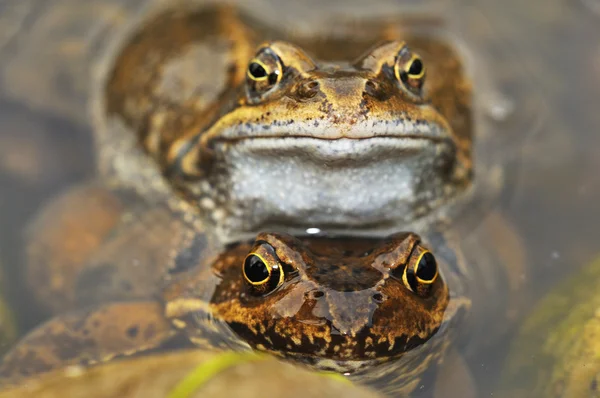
[0, 185, 468, 397]
[94, 3, 474, 242]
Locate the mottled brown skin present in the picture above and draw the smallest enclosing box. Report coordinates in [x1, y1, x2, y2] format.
[0, 186, 452, 385]
[99, 4, 473, 241]
[166, 232, 449, 365]
[106, 6, 471, 168]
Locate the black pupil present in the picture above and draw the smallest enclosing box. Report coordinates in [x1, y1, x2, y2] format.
[408, 59, 423, 76]
[244, 255, 269, 283]
[416, 252, 437, 281]
[249, 62, 267, 79]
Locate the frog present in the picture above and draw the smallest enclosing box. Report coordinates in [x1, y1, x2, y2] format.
[0, 1, 479, 242]
[1, 178, 530, 397]
[0, 184, 468, 398]
[95, 2, 474, 243]
[3, 1, 536, 246]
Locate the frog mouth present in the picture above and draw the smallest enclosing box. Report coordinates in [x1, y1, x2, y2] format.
[215, 134, 447, 144]
[211, 135, 453, 164]
[226, 319, 437, 365]
[203, 117, 452, 148]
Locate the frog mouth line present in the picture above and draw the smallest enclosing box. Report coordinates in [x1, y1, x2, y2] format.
[208, 136, 453, 163]
[210, 136, 453, 157]
[203, 118, 451, 147]
[213, 134, 447, 144]
[227, 319, 435, 364]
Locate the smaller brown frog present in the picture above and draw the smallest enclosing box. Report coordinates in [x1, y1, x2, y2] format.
[0, 186, 457, 390]
[171, 231, 449, 367]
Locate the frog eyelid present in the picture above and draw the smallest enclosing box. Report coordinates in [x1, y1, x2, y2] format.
[254, 240, 290, 270]
[380, 235, 420, 273]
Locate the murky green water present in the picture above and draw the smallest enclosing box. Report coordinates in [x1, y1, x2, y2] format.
[0, 0, 598, 396]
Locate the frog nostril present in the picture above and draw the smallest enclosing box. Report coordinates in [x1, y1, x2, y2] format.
[313, 291, 324, 298]
[298, 80, 320, 98]
[365, 80, 380, 96]
[372, 293, 384, 303]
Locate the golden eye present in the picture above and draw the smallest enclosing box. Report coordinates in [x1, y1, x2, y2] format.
[248, 62, 269, 81]
[242, 243, 284, 295]
[402, 246, 438, 297]
[246, 48, 284, 99]
[394, 46, 426, 94]
[243, 254, 271, 285]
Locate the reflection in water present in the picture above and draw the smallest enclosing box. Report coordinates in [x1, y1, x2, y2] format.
[0, 101, 94, 331]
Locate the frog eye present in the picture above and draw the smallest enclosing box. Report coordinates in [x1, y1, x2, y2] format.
[246, 48, 284, 99]
[394, 46, 425, 95]
[242, 243, 284, 295]
[402, 247, 438, 297]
